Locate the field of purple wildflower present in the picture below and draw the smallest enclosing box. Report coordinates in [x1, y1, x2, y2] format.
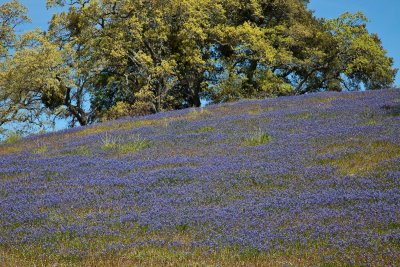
[0, 90, 400, 266]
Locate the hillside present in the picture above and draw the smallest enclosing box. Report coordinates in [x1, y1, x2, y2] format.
[1, 90, 400, 266]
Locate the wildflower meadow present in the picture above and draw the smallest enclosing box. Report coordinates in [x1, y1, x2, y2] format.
[0, 90, 399, 266]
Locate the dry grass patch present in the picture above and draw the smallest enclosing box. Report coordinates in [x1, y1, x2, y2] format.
[318, 140, 400, 176]
[0, 145, 24, 155]
[76, 120, 154, 136]
[2, 244, 398, 267]
[186, 108, 212, 121]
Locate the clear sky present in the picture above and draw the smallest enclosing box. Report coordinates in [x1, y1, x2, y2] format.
[4, 0, 400, 86]
[309, 0, 399, 86]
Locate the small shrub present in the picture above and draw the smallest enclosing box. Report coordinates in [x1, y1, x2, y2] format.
[360, 108, 379, 125]
[33, 140, 48, 154]
[362, 108, 375, 119]
[162, 118, 171, 129]
[100, 132, 121, 150]
[100, 132, 150, 154]
[243, 128, 271, 146]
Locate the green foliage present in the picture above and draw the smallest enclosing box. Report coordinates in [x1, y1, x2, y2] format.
[0, 1, 39, 135]
[0, 0, 30, 58]
[322, 12, 397, 91]
[0, 0, 396, 137]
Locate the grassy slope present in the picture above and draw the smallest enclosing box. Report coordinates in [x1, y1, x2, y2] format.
[0, 90, 400, 266]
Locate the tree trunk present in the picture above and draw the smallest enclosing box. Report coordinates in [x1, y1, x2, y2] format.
[243, 60, 258, 95]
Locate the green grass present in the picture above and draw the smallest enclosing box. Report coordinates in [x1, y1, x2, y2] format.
[100, 133, 150, 155]
[318, 140, 400, 176]
[116, 139, 151, 154]
[285, 112, 313, 119]
[193, 126, 215, 133]
[63, 146, 92, 156]
[178, 125, 215, 135]
[33, 145, 48, 154]
[155, 176, 193, 187]
[243, 128, 272, 146]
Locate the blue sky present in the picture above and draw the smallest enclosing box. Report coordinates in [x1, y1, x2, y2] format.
[309, 0, 400, 86]
[4, 0, 400, 86]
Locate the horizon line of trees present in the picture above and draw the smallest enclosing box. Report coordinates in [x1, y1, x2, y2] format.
[0, 0, 397, 138]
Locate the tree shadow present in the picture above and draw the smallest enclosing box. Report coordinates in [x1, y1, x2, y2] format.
[382, 104, 400, 116]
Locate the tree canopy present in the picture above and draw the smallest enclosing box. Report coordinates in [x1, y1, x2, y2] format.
[0, 0, 397, 136]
